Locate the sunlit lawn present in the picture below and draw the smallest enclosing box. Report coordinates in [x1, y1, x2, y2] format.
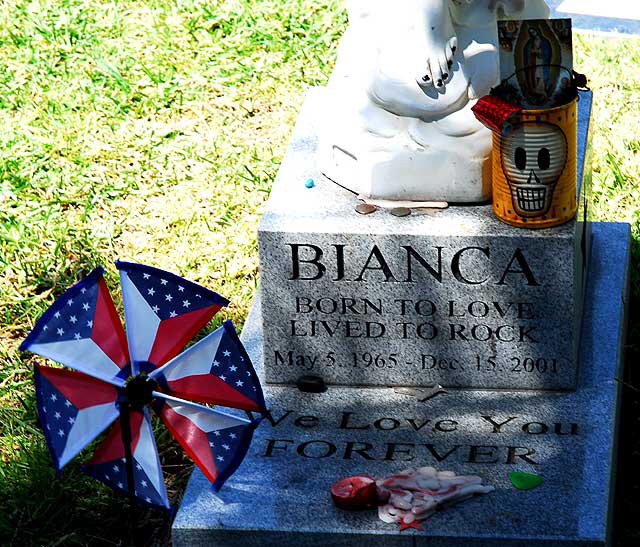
[0, 1, 638, 545]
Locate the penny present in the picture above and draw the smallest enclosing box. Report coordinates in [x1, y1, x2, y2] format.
[355, 203, 377, 215]
[390, 207, 411, 217]
[295, 375, 327, 393]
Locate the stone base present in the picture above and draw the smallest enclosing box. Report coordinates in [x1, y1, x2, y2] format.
[173, 222, 630, 547]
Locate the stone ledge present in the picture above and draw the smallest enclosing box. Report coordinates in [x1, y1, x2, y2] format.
[173, 222, 630, 547]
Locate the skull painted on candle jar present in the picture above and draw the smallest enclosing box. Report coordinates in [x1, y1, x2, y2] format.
[500, 122, 568, 217]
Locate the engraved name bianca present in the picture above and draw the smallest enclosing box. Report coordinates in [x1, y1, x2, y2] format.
[287, 244, 540, 286]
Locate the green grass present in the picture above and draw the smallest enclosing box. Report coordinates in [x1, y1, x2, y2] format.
[0, 2, 638, 545]
[0, 1, 346, 545]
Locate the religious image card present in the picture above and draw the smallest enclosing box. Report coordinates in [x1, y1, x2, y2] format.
[497, 18, 573, 109]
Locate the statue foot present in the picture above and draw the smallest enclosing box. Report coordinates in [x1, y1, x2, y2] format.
[416, 36, 458, 90]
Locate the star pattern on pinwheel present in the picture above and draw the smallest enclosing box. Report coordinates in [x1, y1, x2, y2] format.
[21, 262, 267, 509]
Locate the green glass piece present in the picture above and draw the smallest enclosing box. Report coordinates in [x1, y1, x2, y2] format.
[509, 472, 544, 490]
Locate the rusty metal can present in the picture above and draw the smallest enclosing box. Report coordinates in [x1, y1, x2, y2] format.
[492, 97, 578, 229]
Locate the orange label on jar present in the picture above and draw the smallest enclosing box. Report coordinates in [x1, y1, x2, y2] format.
[492, 97, 578, 229]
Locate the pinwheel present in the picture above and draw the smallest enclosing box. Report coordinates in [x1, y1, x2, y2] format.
[20, 262, 266, 509]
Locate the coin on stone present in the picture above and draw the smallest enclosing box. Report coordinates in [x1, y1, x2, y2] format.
[355, 203, 377, 215]
[390, 207, 411, 217]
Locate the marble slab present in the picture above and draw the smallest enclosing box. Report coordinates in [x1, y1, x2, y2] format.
[258, 88, 593, 390]
[173, 221, 630, 547]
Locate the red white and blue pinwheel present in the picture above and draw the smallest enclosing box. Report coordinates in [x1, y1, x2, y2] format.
[20, 262, 266, 509]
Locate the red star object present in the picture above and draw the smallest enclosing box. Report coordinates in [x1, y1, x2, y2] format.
[399, 519, 423, 531]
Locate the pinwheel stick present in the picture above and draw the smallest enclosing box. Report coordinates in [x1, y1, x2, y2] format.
[119, 402, 137, 505]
